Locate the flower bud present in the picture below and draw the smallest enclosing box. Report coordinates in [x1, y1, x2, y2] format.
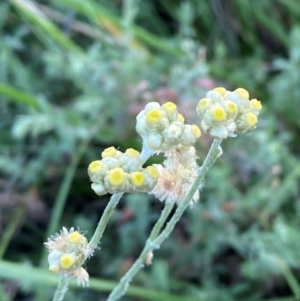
[147, 133, 163, 150]
[88, 161, 108, 183]
[104, 167, 130, 193]
[119, 148, 142, 172]
[161, 102, 178, 121]
[180, 124, 201, 146]
[162, 121, 183, 145]
[91, 182, 107, 196]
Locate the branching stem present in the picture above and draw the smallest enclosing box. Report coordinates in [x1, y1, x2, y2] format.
[107, 139, 223, 301]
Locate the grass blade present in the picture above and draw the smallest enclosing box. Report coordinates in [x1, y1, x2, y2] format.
[10, 0, 81, 52]
[0, 83, 41, 110]
[51, 0, 181, 56]
[0, 260, 202, 301]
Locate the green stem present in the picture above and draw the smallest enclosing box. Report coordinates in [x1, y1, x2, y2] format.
[149, 202, 174, 241]
[153, 139, 222, 246]
[0, 205, 25, 258]
[88, 192, 123, 250]
[107, 139, 223, 301]
[53, 275, 69, 301]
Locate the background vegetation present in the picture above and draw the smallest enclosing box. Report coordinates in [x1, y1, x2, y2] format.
[1, 0, 300, 300]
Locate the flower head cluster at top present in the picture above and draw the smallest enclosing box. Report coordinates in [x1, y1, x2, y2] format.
[135, 101, 202, 205]
[136, 101, 201, 152]
[196, 87, 262, 139]
[88, 147, 159, 196]
[87, 88, 261, 204]
[44, 227, 91, 286]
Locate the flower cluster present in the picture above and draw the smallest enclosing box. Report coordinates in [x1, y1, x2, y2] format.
[196, 87, 262, 138]
[136, 101, 201, 152]
[88, 147, 159, 196]
[44, 227, 90, 286]
[150, 145, 200, 205]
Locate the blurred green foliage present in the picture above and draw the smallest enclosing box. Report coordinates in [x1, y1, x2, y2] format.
[0, 0, 300, 300]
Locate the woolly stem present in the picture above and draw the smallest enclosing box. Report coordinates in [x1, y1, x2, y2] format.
[149, 202, 174, 241]
[88, 192, 123, 250]
[106, 139, 223, 301]
[53, 275, 69, 301]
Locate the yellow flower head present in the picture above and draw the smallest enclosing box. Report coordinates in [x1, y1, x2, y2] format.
[107, 168, 126, 186]
[198, 98, 210, 109]
[227, 101, 237, 115]
[146, 166, 159, 178]
[146, 109, 163, 124]
[125, 148, 140, 158]
[211, 106, 227, 122]
[88, 161, 102, 173]
[245, 112, 258, 127]
[177, 114, 185, 122]
[49, 266, 60, 273]
[191, 125, 201, 138]
[250, 98, 262, 110]
[162, 102, 177, 114]
[131, 171, 145, 187]
[213, 87, 227, 96]
[102, 146, 117, 158]
[60, 254, 76, 270]
[235, 88, 249, 99]
[67, 231, 84, 244]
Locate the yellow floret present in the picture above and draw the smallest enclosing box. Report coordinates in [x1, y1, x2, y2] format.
[146, 166, 159, 178]
[245, 112, 258, 127]
[49, 266, 60, 273]
[227, 101, 237, 114]
[235, 88, 249, 99]
[131, 172, 145, 187]
[177, 114, 185, 122]
[211, 106, 227, 122]
[67, 231, 83, 244]
[191, 125, 201, 138]
[107, 168, 126, 186]
[213, 87, 227, 96]
[102, 147, 117, 158]
[198, 98, 210, 108]
[88, 161, 102, 173]
[146, 109, 163, 124]
[60, 254, 76, 270]
[162, 102, 177, 113]
[250, 98, 262, 110]
[125, 148, 140, 158]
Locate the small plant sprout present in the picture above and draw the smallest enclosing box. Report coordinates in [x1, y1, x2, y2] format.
[46, 87, 262, 301]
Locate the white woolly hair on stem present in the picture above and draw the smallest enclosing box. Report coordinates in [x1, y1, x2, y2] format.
[106, 138, 223, 301]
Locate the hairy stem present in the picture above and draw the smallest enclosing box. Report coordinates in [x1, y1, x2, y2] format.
[53, 275, 69, 301]
[153, 139, 223, 246]
[88, 192, 123, 250]
[107, 139, 223, 301]
[149, 202, 174, 241]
